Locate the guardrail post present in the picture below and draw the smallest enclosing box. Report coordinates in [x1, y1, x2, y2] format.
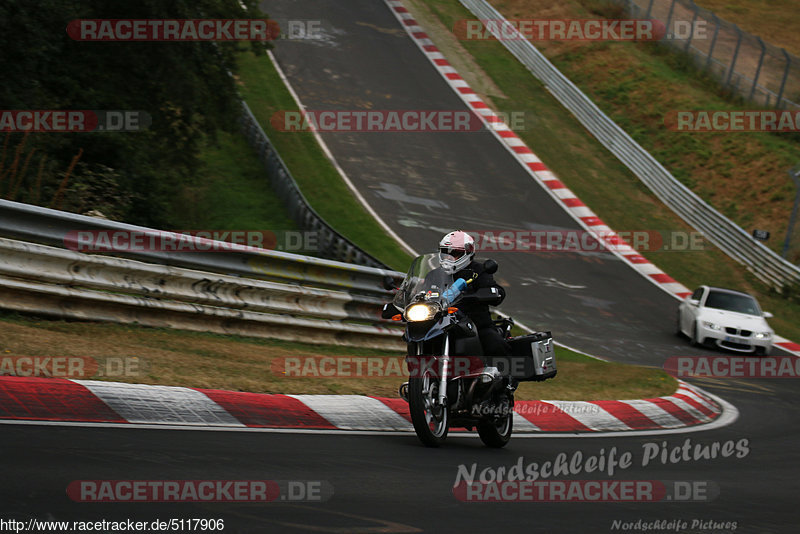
[749, 37, 766, 101]
[783, 166, 800, 260]
[684, 3, 699, 52]
[725, 26, 743, 87]
[705, 13, 720, 71]
[665, 0, 677, 41]
[776, 49, 791, 109]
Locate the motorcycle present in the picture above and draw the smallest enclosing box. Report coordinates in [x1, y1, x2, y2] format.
[382, 253, 557, 448]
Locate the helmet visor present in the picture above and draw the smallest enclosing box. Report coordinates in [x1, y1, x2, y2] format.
[440, 247, 466, 261]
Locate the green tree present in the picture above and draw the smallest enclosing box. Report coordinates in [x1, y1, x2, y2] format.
[0, 0, 267, 225]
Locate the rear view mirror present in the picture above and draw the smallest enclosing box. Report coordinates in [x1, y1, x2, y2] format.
[763, 311, 773, 318]
[382, 275, 398, 291]
[483, 259, 498, 275]
[688, 299, 699, 307]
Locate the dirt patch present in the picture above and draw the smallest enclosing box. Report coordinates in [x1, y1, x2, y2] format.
[693, 0, 800, 57]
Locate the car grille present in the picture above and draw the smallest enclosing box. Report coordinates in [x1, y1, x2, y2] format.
[724, 327, 752, 337]
[720, 340, 752, 350]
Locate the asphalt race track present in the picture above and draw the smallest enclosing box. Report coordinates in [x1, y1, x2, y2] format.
[265, 0, 736, 366]
[0, 404, 796, 533]
[1, 1, 798, 533]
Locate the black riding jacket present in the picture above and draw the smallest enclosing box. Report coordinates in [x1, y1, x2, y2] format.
[453, 259, 506, 329]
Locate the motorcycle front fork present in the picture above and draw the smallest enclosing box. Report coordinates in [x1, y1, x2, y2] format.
[437, 334, 450, 407]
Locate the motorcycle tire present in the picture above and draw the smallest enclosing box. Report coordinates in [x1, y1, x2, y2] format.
[477, 401, 513, 448]
[408, 372, 449, 447]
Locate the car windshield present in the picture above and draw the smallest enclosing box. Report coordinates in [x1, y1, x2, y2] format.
[393, 253, 456, 310]
[704, 291, 761, 315]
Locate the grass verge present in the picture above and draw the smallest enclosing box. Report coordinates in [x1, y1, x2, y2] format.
[692, 0, 800, 56]
[165, 130, 304, 252]
[0, 312, 676, 400]
[416, 0, 800, 341]
[234, 49, 414, 271]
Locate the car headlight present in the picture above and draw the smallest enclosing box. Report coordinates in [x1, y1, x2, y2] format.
[754, 332, 772, 339]
[404, 302, 439, 322]
[702, 321, 722, 330]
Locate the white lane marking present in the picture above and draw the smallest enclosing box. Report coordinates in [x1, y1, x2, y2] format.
[382, 0, 702, 305]
[289, 395, 412, 431]
[267, 50, 417, 257]
[75, 380, 244, 426]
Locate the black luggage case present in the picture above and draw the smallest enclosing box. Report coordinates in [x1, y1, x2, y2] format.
[505, 331, 557, 382]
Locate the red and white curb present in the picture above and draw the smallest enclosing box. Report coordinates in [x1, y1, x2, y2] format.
[382, 0, 800, 360]
[0, 376, 729, 436]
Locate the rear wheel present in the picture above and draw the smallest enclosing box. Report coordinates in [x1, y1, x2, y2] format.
[477, 397, 513, 448]
[408, 370, 449, 447]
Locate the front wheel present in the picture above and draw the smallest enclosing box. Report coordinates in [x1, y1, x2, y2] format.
[477, 397, 513, 448]
[408, 371, 449, 447]
[689, 322, 701, 347]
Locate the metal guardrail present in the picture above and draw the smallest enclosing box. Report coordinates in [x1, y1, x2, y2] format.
[460, 0, 800, 289]
[0, 103, 408, 349]
[0, 199, 405, 296]
[239, 103, 388, 269]
[615, 0, 799, 110]
[0, 237, 404, 350]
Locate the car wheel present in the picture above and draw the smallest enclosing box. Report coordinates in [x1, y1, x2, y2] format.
[675, 311, 684, 337]
[756, 346, 771, 357]
[689, 322, 700, 347]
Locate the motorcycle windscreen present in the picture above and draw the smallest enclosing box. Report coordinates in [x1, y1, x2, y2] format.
[393, 253, 455, 310]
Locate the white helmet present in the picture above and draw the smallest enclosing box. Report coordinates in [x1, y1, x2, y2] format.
[439, 230, 475, 274]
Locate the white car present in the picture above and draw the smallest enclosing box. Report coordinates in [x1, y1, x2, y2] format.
[677, 286, 774, 355]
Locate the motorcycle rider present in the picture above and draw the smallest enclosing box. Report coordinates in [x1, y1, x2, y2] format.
[437, 231, 512, 364]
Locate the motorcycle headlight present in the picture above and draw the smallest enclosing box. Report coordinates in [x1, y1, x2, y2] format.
[702, 321, 722, 331]
[405, 303, 439, 322]
[754, 331, 772, 339]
